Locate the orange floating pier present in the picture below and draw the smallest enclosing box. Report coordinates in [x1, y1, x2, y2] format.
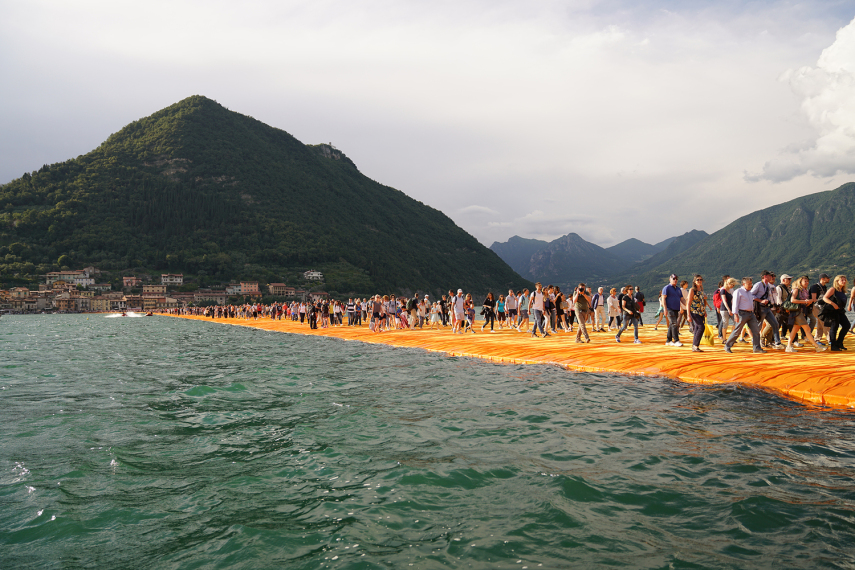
[166, 315, 855, 409]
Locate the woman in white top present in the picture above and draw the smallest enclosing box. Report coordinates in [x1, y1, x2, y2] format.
[606, 288, 621, 330]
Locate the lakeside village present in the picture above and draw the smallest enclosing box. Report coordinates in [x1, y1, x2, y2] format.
[0, 267, 330, 314]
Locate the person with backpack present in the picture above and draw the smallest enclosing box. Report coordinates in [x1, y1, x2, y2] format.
[687, 275, 711, 352]
[615, 285, 641, 343]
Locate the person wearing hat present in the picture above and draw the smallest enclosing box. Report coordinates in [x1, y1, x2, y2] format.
[752, 270, 784, 349]
[452, 289, 465, 334]
[662, 274, 683, 346]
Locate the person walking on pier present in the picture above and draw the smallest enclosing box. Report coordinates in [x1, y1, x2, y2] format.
[517, 289, 530, 332]
[753, 270, 783, 349]
[592, 287, 606, 332]
[481, 292, 496, 332]
[573, 283, 591, 343]
[615, 286, 641, 343]
[529, 283, 549, 338]
[823, 275, 851, 351]
[725, 277, 764, 353]
[687, 275, 711, 352]
[662, 274, 683, 347]
[506, 289, 517, 330]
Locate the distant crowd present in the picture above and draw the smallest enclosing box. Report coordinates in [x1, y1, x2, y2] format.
[164, 270, 855, 354]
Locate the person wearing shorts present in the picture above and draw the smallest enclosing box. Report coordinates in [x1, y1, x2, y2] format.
[517, 289, 529, 332]
[506, 289, 518, 329]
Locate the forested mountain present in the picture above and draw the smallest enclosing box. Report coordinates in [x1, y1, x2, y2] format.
[652, 236, 678, 251]
[614, 183, 855, 292]
[526, 233, 626, 288]
[487, 235, 548, 278]
[0, 96, 531, 295]
[606, 238, 665, 263]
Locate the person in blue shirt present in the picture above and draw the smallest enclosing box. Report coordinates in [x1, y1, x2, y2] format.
[661, 274, 683, 347]
[751, 270, 783, 349]
[724, 277, 765, 353]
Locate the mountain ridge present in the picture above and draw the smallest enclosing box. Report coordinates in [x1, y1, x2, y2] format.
[0, 95, 532, 295]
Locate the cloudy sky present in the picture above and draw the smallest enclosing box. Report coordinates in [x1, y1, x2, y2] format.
[2, 1, 854, 247]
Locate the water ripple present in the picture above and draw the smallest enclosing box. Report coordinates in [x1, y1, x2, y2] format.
[1, 315, 854, 569]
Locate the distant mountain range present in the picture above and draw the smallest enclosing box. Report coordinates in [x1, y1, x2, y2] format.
[491, 182, 855, 293]
[489, 231, 686, 288]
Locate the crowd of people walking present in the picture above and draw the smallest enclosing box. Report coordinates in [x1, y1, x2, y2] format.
[164, 270, 855, 354]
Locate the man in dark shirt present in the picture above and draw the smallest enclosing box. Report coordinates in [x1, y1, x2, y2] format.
[809, 273, 831, 344]
[633, 286, 645, 325]
[661, 275, 683, 347]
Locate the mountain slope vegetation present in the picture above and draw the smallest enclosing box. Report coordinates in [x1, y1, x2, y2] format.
[487, 235, 548, 278]
[615, 184, 855, 291]
[0, 96, 531, 295]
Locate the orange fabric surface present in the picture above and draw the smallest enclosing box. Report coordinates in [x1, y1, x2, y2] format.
[165, 315, 855, 409]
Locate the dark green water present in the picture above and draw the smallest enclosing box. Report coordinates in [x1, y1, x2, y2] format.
[2, 315, 854, 569]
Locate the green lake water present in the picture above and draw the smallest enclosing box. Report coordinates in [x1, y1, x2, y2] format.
[1, 314, 854, 569]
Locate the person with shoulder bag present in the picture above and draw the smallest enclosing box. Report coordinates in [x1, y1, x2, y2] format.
[688, 275, 712, 352]
[784, 275, 825, 352]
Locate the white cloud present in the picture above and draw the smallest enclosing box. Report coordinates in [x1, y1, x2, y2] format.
[748, 16, 855, 182]
[458, 205, 500, 216]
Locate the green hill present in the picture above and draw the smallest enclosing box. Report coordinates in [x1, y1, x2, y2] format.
[612, 183, 855, 292]
[0, 96, 531, 296]
[606, 238, 661, 263]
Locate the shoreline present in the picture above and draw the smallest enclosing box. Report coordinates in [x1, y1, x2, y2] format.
[164, 314, 855, 409]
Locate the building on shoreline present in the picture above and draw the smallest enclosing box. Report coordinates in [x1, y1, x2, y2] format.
[268, 283, 296, 297]
[161, 274, 184, 286]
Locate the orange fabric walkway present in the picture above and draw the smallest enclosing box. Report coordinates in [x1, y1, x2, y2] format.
[166, 315, 855, 409]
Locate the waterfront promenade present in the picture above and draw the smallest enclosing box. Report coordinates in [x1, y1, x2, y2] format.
[167, 315, 855, 409]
